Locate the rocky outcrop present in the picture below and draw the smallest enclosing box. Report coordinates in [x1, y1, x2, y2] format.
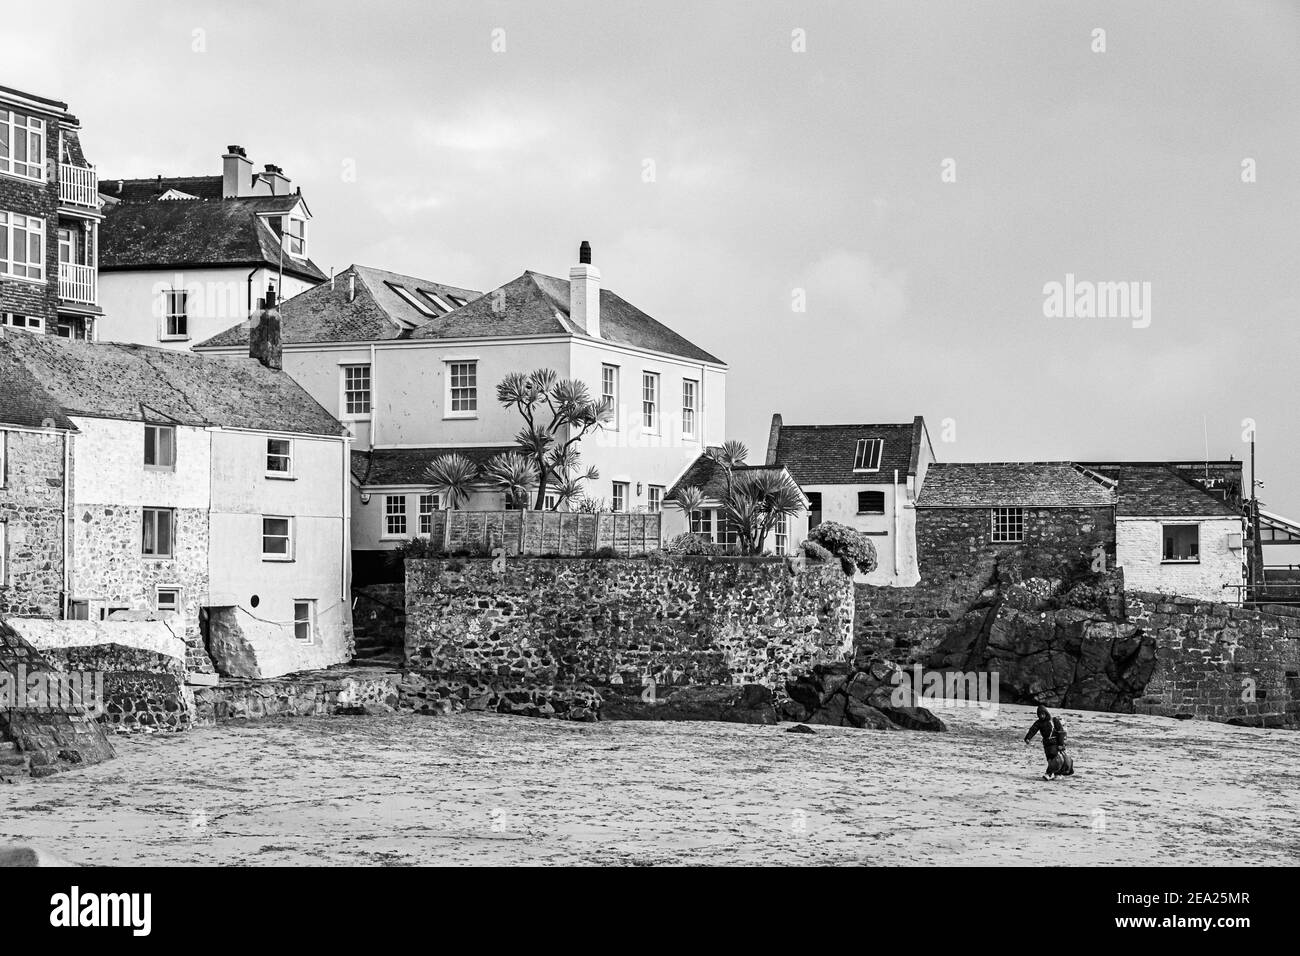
[916, 569, 1155, 712]
[781, 661, 946, 731]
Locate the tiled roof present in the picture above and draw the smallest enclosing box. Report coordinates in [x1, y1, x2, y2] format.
[409, 271, 725, 365]
[351, 446, 523, 486]
[98, 195, 327, 282]
[100, 175, 226, 203]
[916, 462, 1116, 508]
[0, 331, 345, 436]
[1089, 465, 1240, 518]
[0, 334, 75, 430]
[769, 421, 921, 485]
[665, 452, 796, 502]
[195, 265, 483, 348]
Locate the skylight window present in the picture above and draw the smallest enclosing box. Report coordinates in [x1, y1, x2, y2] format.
[385, 282, 438, 318]
[418, 288, 456, 312]
[852, 438, 883, 471]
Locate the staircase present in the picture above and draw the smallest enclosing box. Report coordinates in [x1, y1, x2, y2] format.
[0, 740, 30, 782]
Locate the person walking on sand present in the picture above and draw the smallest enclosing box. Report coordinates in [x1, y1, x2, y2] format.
[1024, 705, 1074, 780]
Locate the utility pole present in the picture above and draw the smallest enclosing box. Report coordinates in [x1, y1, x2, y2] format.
[1250, 431, 1263, 600]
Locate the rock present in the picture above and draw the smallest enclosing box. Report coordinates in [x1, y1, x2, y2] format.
[785, 724, 816, 734]
[844, 697, 896, 730]
[0, 845, 78, 867]
[601, 684, 779, 725]
[465, 693, 493, 712]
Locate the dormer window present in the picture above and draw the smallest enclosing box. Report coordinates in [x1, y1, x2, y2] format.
[284, 216, 307, 257]
[852, 438, 883, 472]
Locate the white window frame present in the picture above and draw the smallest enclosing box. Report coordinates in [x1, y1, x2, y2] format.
[852, 438, 884, 472]
[612, 481, 629, 513]
[2, 313, 43, 332]
[0, 520, 6, 586]
[383, 494, 408, 539]
[601, 364, 619, 430]
[284, 216, 308, 258]
[774, 513, 789, 555]
[642, 371, 659, 433]
[155, 587, 182, 614]
[445, 360, 478, 418]
[1161, 523, 1201, 564]
[0, 210, 46, 282]
[0, 110, 46, 181]
[57, 317, 88, 340]
[990, 507, 1025, 543]
[142, 507, 175, 559]
[0, 429, 6, 490]
[261, 515, 294, 560]
[647, 484, 663, 513]
[681, 379, 697, 439]
[418, 493, 439, 535]
[266, 437, 294, 478]
[293, 599, 316, 643]
[162, 288, 189, 341]
[143, 424, 176, 471]
[341, 364, 372, 420]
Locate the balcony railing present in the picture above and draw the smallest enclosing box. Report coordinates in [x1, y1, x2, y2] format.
[59, 163, 98, 208]
[59, 262, 96, 305]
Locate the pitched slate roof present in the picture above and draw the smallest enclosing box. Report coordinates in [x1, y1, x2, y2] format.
[665, 452, 800, 502]
[917, 462, 1116, 508]
[768, 419, 922, 485]
[351, 446, 524, 486]
[0, 331, 345, 436]
[98, 194, 327, 282]
[409, 271, 724, 365]
[100, 175, 226, 203]
[195, 265, 483, 348]
[1088, 464, 1239, 518]
[0, 334, 75, 430]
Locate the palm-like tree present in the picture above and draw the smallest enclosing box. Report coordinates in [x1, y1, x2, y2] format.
[482, 451, 540, 509]
[672, 445, 803, 555]
[423, 453, 480, 510]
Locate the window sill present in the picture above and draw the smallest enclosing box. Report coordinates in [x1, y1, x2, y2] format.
[442, 414, 478, 421]
[266, 473, 297, 481]
[262, 556, 295, 563]
[1160, 559, 1201, 565]
[144, 466, 176, 473]
[142, 555, 175, 561]
[0, 273, 45, 286]
[857, 511, 886, 516]
[341, 415, 372, 422]
[0, 169, 46, 186]
[159, 335, 191, 343]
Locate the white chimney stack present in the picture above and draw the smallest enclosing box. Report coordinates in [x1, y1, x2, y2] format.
[222, 145, 252, 198]
[569, 240, 600, 338]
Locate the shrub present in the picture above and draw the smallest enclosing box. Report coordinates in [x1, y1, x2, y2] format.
[807, 521, 878, 576]
[590, 546, 619, 559]
[800, 540, 834, 563]
[663, 532, 721, 556]
[385, 536, 444, 565]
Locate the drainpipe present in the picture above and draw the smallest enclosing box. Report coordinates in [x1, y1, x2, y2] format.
[63, 430, 73, 617]
[893, 468, 900, 582]
[369, 342, 378, 447]
[245, 267, 258, 317]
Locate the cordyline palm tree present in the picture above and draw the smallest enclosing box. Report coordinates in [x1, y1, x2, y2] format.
[423, 453, 480, 510]
[498, 369, 612, 509]
[481, 451, 539, 510]
[672, 441, 804, 555]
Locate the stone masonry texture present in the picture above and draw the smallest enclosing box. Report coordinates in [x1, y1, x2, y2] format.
[404, 555, 854, 718]
[0, 428, 66, 617]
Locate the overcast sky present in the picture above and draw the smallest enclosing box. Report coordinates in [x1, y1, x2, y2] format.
[10, 0, 1299, 517]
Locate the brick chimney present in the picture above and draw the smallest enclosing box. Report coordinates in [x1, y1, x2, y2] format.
[569, 240, 600, 338]
[222, 145, 252, 198]
[249, 284, 282, 370]
[765, 413, 783, 465]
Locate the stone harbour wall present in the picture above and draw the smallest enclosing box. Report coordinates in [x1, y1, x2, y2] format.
[1128, 592, 1300, 728]
[404, 555, 855, 718]
[193, 668, 400, 723]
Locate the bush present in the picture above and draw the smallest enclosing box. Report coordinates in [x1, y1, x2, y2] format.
[385, 536, 444, 564]
[663, 532, 721, 556]
[800, 540, 834, 563]
[807, 521, 878, 576]
[590, 545, 619, 559]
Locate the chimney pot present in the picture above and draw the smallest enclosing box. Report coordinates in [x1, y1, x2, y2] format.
[579, 240, 592, 265]
[227, 145, 246, 157]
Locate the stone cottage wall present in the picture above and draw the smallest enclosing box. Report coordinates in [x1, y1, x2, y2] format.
[1127, 592, 1300, 728]
[0, 428, 67, 618]
[405, 556, 854, 715]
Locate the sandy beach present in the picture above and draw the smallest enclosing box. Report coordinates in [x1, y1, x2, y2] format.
[1, 702, 1295, 866]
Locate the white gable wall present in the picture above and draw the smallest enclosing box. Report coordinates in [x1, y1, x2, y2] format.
[1116, 515, 1244, 602]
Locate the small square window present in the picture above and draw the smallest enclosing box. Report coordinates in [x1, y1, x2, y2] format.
[991, 507, 1024, 543]
[1162, 524, 1199, 562]
[266, 438, 293, 477]
[156, 588, 181, 613]
[857, 490, 885, 514]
